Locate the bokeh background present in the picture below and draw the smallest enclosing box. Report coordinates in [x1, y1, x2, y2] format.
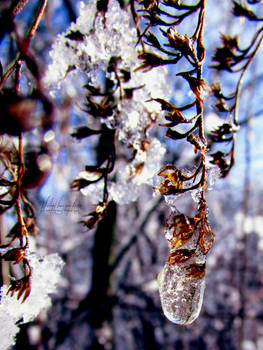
[1, 0, 263, 349]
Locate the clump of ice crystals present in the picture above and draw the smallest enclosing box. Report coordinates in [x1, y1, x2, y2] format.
[0, 252, 64, 350]
[44, 0, 170, 123]
[81, 138, 166, 204]
[45, 0, 170, 205]
[44, 0, 169, 106]
[111, 138, 166, 204]
[44, 0, 137, 92]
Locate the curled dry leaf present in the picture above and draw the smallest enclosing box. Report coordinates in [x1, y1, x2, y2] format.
[7, 274, 31, 302]
[81, 203, 107, 230]
[178, 72, 210, 102]
[2, 248, 25, 264]
[155, 164, 203, 195]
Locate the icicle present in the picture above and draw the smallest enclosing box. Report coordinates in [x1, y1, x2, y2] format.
[158, 207, 213, 325]
[158, 257, 206, 325]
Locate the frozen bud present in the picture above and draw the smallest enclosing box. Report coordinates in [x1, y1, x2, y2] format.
[166, 27, 195, 58]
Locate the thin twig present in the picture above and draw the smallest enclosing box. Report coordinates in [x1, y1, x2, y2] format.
[109, 197, 163, 274]
[232, 33, 263, 126]
[11, 0, 30, 16]
[24, 0, 48, 52]
[0, 0, 48, 91]
[16, 133, 28, 248]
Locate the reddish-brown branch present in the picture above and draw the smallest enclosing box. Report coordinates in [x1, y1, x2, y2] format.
[23, 0, 48, 52]
[16, 133, 28, 248]
[0, 0, 48, 91]
[12, 0, 30, 16]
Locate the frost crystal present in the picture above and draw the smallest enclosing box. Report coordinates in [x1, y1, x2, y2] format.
[0, 314, 19, 350]
[109, 138, 165, 203]
[0, 252, 64, 350]
[206, 163, 221, 190]
[44, 0, 138, 94]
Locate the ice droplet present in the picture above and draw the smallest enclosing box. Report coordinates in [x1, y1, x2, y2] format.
[158, 262, 205, 325]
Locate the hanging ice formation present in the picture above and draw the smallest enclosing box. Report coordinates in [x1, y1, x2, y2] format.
[157, 204, 214, 325]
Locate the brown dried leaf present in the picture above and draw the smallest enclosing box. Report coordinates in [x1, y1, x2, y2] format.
[2, 248, 25, 264]
[167, 249, 195, 265]
[71, 126, 101, 140]
[65, 30, 85, 41]
[81, 203, 107, 230]
[178, 72, 210, 102]
[166, 213, 195, 249]
[7, 275, 31, 302]
[135, 52, 167, 72]
[186, 263, 206, 278]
